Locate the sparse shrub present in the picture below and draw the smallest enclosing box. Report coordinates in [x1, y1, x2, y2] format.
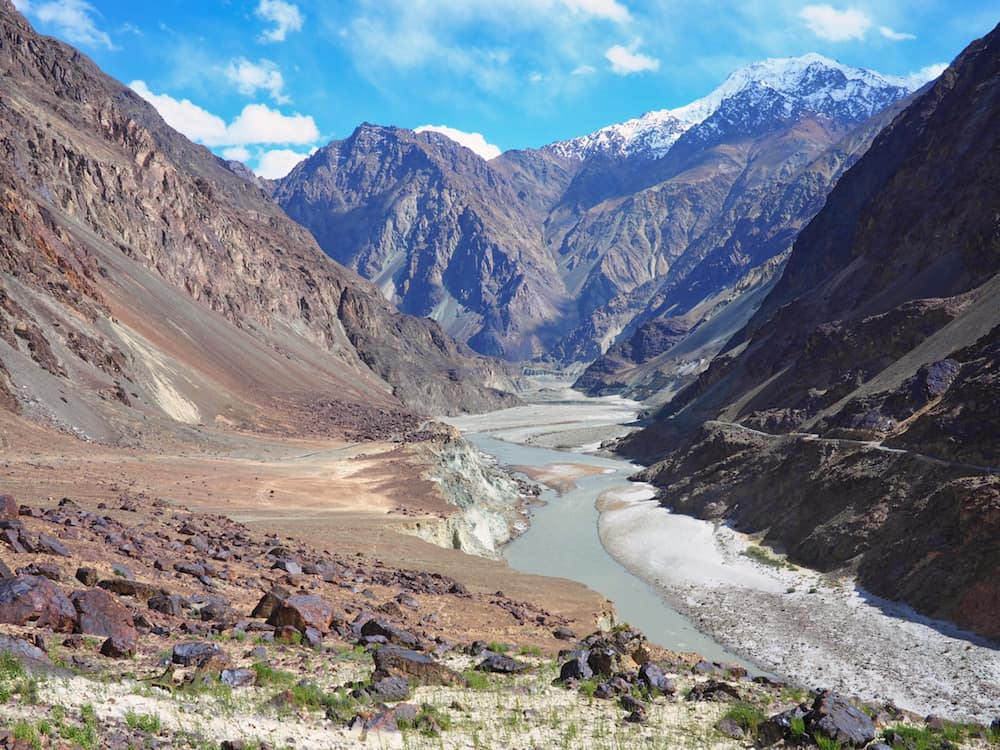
[724, 702, 767, 736]
[790, 715, 807, 738]
[124, 711, 162, 733]
[814, 733, 841, 750]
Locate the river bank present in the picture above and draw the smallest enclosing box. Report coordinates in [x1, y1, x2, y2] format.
[447, 384, 1000, 723]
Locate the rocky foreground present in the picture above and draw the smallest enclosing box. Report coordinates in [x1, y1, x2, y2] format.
[0, 492, 998, 749]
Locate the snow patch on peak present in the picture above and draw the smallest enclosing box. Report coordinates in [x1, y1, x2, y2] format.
[670, 53, 915, 126]
[545, 53, 915, 163]
[544, 109, 691, 161]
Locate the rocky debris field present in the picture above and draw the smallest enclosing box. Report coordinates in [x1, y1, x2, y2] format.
[0, 492, 998, 749]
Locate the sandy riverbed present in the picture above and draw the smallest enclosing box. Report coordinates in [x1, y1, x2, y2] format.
[599, 486, 1000, 722]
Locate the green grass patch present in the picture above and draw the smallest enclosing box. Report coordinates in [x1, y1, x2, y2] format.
[462, 669, 492, 690]
[251, 661, 295, 688]
[723, 702, 766, 736]
[814, 733, 840, 750]
[517, 645, 543, 657]
[486, 641, 510, 654]
[124, 711, 162, 733]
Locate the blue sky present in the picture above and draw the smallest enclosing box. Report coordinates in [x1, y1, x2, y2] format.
[11, 1, 997, 177]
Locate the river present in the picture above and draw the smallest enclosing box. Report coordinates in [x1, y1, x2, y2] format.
[445, 385, 751, 666]
[445, 384, 1000, 722]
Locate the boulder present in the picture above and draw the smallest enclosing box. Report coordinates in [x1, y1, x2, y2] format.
[553, 626, 577, 641]
[75, 567, 99, 587]
[476, 653, 530, 674]
[372, 645, 465, 687]
[98, 578, 163, 602]
[367, 676, 410, 702]
[759, 705, 811, 746]
[0, 559, 12, 579]
[686, 679, 741, 702]
[808, 691, 876, 747]
[221, 668, 257, 688]
[36, 534, 70, 558]
[638, 662, 675, 694]
[0, 633, 55, 673]
[71, 589, 138, 641]
[716, 717, 746, 739]
[99, 636, 135, 658]
[0, 576, 76, 631]
[17, 562, 62, 581]
[267, 594, 335, 633]
[0, 494, 16, 520]
[148, 593, 187, 617]
[251, 586, 289, 619]
[558, 654, 593, 682]
[172, 641, 229, 669]
[360, 618, 422, 649]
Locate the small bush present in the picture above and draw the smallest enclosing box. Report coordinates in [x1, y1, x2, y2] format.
[814, 733, 841, 750]
[486, 641, 510, 654]
[518, 645, 543, 657]
[724, 702, 767, 736]
[789, 715, 807, 738]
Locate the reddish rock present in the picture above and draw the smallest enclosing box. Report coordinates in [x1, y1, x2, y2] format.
[267, 594, 335, 633]
[251, 586, 290, 619]
[71, 589, 138, 641]
[372, 645, 466, 687]
[99, 636, 135, 658]
[0, 495, 16, 520]
[0, 576, 76, 632]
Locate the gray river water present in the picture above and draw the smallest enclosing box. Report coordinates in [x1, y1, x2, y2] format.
[449, 390, 750, 666]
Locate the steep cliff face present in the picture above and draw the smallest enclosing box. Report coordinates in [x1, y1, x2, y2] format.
[574, 95, 912, 398]
[0, 4, 518, 444]
[275, 56, 917, 367]
[273, 126, 573, 360]
[625, 24, 1000, 639]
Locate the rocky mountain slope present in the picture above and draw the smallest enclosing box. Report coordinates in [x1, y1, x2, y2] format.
[574, 91, 914, 399]
[0, 0, 518, 447]
[7, 491, 993, 748]
[623, 23, 1000, 640]
[275, 55, 917, 366]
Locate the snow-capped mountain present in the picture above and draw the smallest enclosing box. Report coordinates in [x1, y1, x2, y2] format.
[545, 53, 919, 161]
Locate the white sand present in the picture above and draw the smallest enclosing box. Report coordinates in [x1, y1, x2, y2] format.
[599, 489, 1000, 723]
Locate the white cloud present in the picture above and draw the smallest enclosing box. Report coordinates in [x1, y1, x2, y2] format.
[254, 148, 314, 179]
[529, 71, 544, 83]
[879, 25, 916, 41]
[221, 146, 252, 162]
[414, 125, 502, 160]
[31, 0, 113, 48]
[12, 0, 30, 11]
[225, 58, 289, 104]
[605, 42, 659, 75]
[227, 104, 318, 145]
[799, 5, 872, 42]
[560, 0, 629, 23]
[129, 81, 319, 147]
[130, 80, 229, 144]
[898, 63, 948, 89]
[572, 64, 596, 76]
[255, 0, 303, 43]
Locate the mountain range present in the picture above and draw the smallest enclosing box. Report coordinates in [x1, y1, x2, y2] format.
[0, 0, 518, 447]
[272, 54, 918, 375]
[623, 22, 1000, 640]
